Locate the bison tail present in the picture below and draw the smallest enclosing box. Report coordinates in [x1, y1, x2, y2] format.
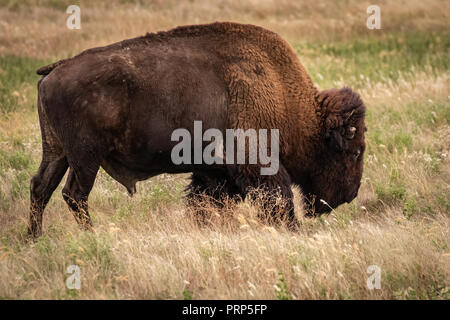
[36, 59, 68, 76]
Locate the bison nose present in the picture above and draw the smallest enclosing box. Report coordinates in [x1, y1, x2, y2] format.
[346, 191, 357, 203]
[346, 183, 361, 203]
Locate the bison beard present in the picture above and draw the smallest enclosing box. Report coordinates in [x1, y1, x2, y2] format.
[29, 22, 366, 237]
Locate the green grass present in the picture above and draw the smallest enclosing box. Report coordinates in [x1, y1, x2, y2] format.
[65, 233, 118, 272]
[296, 31, 450, 89]
[275, 271, 293, 300]
[0, 55, 46, 114]
[0, 149, 33, 173]
[386, 269, 449, 300]
[143, 182, 184, 210]
[0, 143, 36, 210]
[0, 0, 79, 10]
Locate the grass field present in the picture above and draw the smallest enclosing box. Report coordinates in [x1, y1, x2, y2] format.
[0, 0, 448, 299]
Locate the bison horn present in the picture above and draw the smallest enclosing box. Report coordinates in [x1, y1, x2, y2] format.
[348, 126, 356, 139]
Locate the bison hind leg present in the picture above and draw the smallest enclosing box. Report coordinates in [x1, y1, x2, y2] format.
[29, 156, 68, 238]
[61, 170, 89, 230]
[62, 153, 100, 231]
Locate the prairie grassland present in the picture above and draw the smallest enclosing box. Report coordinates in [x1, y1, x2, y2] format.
[0, 0, 449, 299]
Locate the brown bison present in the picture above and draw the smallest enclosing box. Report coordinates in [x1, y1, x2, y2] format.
[29, 22, 366, 237]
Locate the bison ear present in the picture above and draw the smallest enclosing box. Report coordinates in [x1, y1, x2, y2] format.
[317, 87, 365, 152]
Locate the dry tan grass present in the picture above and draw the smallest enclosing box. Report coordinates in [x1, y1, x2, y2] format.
[0, 0, 449, 299]
[0, 0, 448, 59]
[0, 184, 448, 299]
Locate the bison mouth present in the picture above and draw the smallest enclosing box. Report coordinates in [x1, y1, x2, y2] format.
[304, 197, 333, 215]
[345, 182, 361, 203]
[345, 190, 358, 203]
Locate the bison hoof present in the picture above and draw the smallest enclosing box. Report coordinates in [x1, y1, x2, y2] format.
[26, 227, 41, 241]
[286, 220, 300, 232]
[79, 222, 94, 232]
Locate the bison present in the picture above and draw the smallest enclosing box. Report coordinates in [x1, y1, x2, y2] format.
[29, 22, 366, 237]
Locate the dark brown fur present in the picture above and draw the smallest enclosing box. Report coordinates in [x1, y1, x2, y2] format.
[29, 22, 366, 237]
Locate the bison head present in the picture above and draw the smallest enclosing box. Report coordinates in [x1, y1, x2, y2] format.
[304, 87, 366, 215]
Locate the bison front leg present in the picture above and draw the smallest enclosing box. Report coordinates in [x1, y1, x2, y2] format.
[228, 164, 298, 231]
[62, 167, 98, 231]
[186, 171, 242, 224]
[29, 156, 68, 238]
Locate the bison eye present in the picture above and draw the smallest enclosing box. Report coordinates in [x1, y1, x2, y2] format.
[346, 127, 356, 139]
[352, 149, 361, 161]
